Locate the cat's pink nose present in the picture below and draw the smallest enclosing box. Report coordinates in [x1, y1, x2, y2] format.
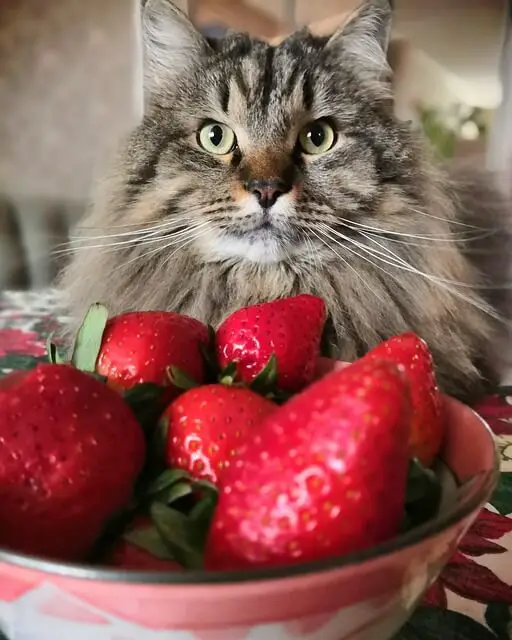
[245, 179, 291, 209]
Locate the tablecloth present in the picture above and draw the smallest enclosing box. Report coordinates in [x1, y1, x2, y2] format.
[0, 289, 510, 640]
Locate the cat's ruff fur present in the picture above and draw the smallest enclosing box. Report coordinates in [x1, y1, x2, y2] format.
[59, 0, 512, 401]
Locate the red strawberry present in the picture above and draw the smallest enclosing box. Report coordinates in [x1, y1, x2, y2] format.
[215, 294, 327, 392]
[361, 333, 444, 466]
[107, 542, 181, 571]
[204, 358, 410, 571]
[164, 384, 277, 484]
[96, 310, 210, 396]
[0, 364, 145, 561]
[106, 517, 182, 572]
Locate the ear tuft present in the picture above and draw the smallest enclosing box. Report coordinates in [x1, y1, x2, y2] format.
[326, 0, 393, 92]
[141, 0, 209, 98]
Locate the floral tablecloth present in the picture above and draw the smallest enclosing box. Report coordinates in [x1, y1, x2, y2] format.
[0, 290, 510, 640]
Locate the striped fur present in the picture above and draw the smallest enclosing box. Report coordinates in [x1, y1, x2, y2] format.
[59, 0, 512, 401]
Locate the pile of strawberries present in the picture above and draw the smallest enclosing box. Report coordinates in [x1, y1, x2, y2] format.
[0, 294, 446, 572]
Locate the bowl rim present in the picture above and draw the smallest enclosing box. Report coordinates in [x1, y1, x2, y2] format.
[0, 397, 500, 586]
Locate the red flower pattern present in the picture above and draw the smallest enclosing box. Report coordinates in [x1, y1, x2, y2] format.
[473, 395, 512, 436]
[0, 328, 46, 357]
[423, 508, 512, 608]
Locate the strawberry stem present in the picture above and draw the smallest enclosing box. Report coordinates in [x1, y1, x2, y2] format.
[218, 361, 239, 386]
[71, 303, 109, 373]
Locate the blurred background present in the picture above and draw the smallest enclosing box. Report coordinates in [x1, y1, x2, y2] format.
[0, 0, 509, 291]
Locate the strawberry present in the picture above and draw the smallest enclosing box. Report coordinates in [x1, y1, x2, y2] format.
[215, 294, 326, 392]
[204, 358, 410, 571]
[164, 385, 277, 484]
[95, 310, 210, 396]
[0, 364, 145, 561]
[361, 332, 445, 466]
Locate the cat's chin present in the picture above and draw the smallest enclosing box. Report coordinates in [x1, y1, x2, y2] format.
[195, 230, 294, 265]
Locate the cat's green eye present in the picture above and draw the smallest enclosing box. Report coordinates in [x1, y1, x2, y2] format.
[198, 122, 237, 155]
[298, 120, 337, 155]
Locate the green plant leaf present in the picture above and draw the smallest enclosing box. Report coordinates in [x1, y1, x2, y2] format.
[123, 524, 176, 561]
[490, 473, 512, 516]
[0, 354, 45, 371]
[150, 502, 205, 570]
[71, 303, 109, 372]
[484, 602, 511, 640]
[399, 606, 498, 640]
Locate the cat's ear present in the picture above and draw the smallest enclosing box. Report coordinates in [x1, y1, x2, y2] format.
[325, 0, 392, 91]
[141, 0, 210, 95]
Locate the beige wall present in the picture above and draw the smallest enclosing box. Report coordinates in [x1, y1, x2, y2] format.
[0, 0, 140, 202]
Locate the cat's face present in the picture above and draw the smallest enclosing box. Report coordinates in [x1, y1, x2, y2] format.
[127, 0, 420, 265]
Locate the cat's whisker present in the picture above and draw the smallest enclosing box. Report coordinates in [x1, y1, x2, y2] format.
[409, 207, 485, 230]
[303, 204, 493, 241]
[354, 228, 497, 249]
[68, 215, 194, 242]
[51, 222, 208, 257]
[337, 225, 512, 292]
[301, 231, 321, 271]
[66, 203, 234, 246]
[160, 227, 212, 270]
[308, 227, 388, 308]
[116, 223, 212, 271]
[315, 224, 506, 323]
[336, 217, 489, 242]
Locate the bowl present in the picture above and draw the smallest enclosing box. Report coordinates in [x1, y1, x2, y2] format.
[0, 385, 499, 640]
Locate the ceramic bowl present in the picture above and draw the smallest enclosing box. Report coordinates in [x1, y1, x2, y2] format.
[0, 378, 499, 640]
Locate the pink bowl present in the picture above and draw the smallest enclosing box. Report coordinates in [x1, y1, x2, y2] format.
[0, 394, 499, 640]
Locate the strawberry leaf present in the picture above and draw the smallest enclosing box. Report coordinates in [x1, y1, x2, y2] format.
[250, 354, 278, 394]
[71, 303, 109, 373]
[189, 486, 218, 544]
[403, 458, 442, 530]
[124, 524, 176, 561]
[163, 482, 194, 505]
[46, 335, 65, 365]
[200, 325, 220, 381]
[320, 313, 336, 358]
[123, 383, 167, 436]
[150, 502, 205, 570]
[167, 366, 199, 390]
[147, 469, 192, 497]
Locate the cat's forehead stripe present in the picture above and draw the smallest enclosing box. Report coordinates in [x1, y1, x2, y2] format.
[218, 44, 315, 132]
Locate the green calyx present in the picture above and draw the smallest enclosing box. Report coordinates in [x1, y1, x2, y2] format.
[71, 303, 109, 372]
[145, 468, 219, 569]
[47, 302, 109, 373]
[218, 354, 291, 403]
[402, 457, 442, 531]
[167, 366, 199, 391]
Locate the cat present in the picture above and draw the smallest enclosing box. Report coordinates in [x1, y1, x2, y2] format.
[58, 0, 512, 402]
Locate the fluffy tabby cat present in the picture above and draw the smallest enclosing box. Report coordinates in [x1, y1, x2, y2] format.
[59, 0, 512, 401]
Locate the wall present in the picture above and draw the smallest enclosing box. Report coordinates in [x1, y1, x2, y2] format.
[0, 0, 140, 203]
